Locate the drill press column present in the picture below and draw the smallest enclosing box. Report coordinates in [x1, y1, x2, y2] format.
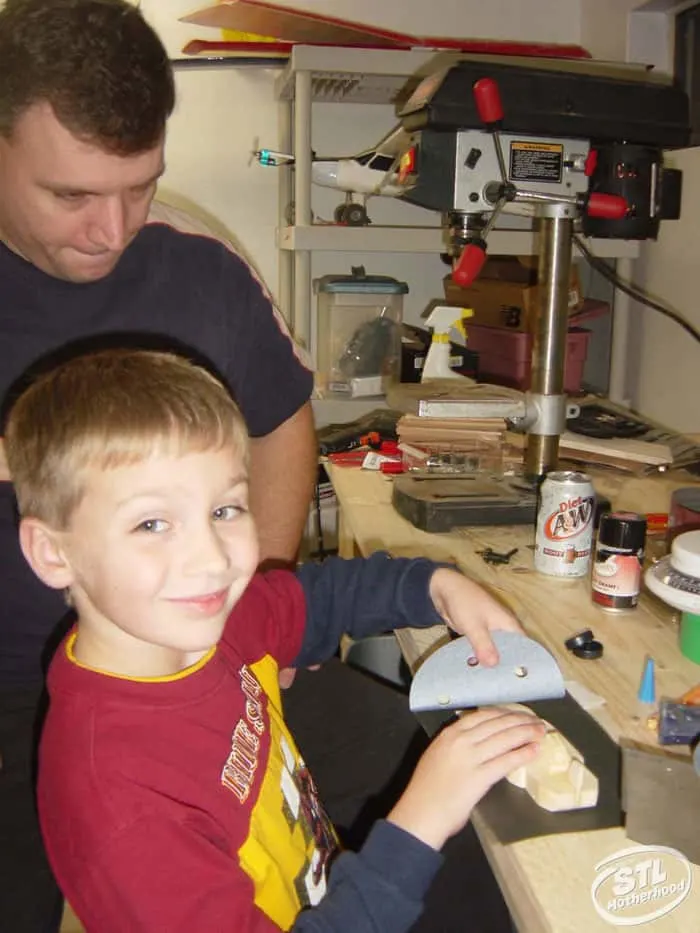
[526, 212, 574, 479]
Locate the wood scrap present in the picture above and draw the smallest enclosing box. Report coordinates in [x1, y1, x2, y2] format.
[507, 721, 599, 812]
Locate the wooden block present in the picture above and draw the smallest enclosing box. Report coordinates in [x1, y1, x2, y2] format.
[507, 720, 599, 812]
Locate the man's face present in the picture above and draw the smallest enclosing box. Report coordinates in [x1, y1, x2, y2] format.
[0, 102, 164, 282]
[57, 446, 259, 671]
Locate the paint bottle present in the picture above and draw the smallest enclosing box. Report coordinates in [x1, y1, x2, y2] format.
[592, 512, 647, 610]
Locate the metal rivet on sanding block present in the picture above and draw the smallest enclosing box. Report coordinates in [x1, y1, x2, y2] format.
[514, 666, 528, 678]
[466, 656, 479, 668]
[437, 694, 451, 706]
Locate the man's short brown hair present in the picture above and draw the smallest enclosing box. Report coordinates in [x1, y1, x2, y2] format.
[5, 350, 249, 530]
[0, 0, 175, 153]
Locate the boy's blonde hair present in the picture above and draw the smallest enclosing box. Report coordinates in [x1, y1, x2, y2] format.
[5, 349, 249, 529]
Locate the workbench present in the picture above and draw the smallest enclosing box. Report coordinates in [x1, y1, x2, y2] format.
[327, 462, 700, 933]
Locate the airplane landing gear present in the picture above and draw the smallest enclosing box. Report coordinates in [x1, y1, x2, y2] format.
[334, 192, 370, 226]
[334, 202, 370, 226]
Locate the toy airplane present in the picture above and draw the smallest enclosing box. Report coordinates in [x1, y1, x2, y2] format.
[252, 124, 414, 225]
[409, 631, 565, 713]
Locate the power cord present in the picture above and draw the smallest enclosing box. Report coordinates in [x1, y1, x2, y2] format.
[573, 234, 700, 345]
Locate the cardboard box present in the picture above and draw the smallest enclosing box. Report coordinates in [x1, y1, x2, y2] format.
[466, 323, 591, 394]
[443, 256, 583, 332]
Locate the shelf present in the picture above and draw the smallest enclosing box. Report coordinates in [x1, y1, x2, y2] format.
[279, 225, 442, 252]
[278, 225, 642, 259]
[275, 45, 442, 104]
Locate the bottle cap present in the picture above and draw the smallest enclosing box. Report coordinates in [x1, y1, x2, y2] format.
[598, 512, 647, 551]
[572, 639, 604, 660]
[565, 629, 594, 652]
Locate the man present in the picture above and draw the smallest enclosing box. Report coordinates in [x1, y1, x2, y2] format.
[0, 2, 317, 929]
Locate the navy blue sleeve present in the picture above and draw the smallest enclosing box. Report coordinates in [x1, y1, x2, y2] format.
[293, 554, 445, 667]
[292, 821, 442, 933]
[219, 251, 313, 437]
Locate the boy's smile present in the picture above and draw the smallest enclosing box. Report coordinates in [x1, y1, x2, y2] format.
[167, 588, 231, 616]
[53, 445, 259, 677]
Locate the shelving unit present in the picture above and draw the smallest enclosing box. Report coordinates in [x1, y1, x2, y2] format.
[278, 224, 641, 257]
[275, 44, 640, 387]
[274, 45, 440, 355]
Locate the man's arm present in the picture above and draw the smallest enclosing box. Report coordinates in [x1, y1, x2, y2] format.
[248, 401, 318, 565]
[0, 438, 8, 481]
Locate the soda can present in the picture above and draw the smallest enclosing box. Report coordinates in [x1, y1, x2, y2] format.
[534, 471, 595, 577]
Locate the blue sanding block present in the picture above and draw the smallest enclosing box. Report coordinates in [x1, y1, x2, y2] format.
[409, 631, 566, 713]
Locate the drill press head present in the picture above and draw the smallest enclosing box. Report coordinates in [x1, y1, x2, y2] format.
[397, 57, 689, 262]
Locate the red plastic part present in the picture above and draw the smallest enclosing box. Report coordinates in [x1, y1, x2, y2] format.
[587, 193, 628, 219]
[379, 459, 404, 475]
[473, 78, 504, 125]
[584, 149, 598, 177]
[453, 242, 488, 286]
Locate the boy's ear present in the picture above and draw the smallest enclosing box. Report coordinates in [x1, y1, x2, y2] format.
[19, 518, 76, 591]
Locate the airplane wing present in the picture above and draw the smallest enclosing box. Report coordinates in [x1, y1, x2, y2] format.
[181, 1, 591, 59]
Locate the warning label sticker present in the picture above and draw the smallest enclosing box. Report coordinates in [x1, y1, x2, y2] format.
[509, 141, 563, 183]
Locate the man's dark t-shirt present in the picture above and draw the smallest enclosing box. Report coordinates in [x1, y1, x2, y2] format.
[0, 203, 313, 686]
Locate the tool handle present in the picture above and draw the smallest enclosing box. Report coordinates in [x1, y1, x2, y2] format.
[586, 193, 628, 219]
[452, 241, 487, 287]
[473, 78, 503, 125]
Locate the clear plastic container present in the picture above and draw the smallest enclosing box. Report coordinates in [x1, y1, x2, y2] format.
[314, 266, 407, 398]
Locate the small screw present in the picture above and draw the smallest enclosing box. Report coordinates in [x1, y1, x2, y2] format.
[514, 666, 528, 678]
[437, 694, 451, 706]
[467, 656, 479, 668]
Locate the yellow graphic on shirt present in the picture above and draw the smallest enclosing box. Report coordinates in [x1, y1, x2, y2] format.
[226, 657, 338, 930]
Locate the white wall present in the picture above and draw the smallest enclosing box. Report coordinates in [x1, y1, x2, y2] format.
[625, 3, 700, 432]
[579, 0, 642, 62]
[577, 1, 700, 431]
[631, 147, 700, 432]
[140, 0, 582, 330]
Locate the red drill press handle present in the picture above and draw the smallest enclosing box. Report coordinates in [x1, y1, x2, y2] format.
[473, 78, 504, 125]
[452, 241, 488, 287]
[586, 193, 628, 219]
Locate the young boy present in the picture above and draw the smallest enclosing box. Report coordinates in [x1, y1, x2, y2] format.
[4, 349, 544, 933]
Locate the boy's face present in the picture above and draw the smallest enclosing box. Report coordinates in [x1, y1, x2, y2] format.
[55, 445, 259, 668]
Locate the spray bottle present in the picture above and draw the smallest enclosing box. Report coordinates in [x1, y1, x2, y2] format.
[421, 305, 474, 381]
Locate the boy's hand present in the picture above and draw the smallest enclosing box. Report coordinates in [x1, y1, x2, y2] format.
[429, 567, 521, 667]
[387, 707, 545, 850]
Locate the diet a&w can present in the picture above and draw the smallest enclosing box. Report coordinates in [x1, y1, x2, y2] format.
[535, 471, 595, 577]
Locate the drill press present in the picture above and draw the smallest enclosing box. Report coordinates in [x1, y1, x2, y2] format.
[395, 57, 689, 479]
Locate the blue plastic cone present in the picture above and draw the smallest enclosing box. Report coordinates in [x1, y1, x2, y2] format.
[637, 656, 656, 705]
